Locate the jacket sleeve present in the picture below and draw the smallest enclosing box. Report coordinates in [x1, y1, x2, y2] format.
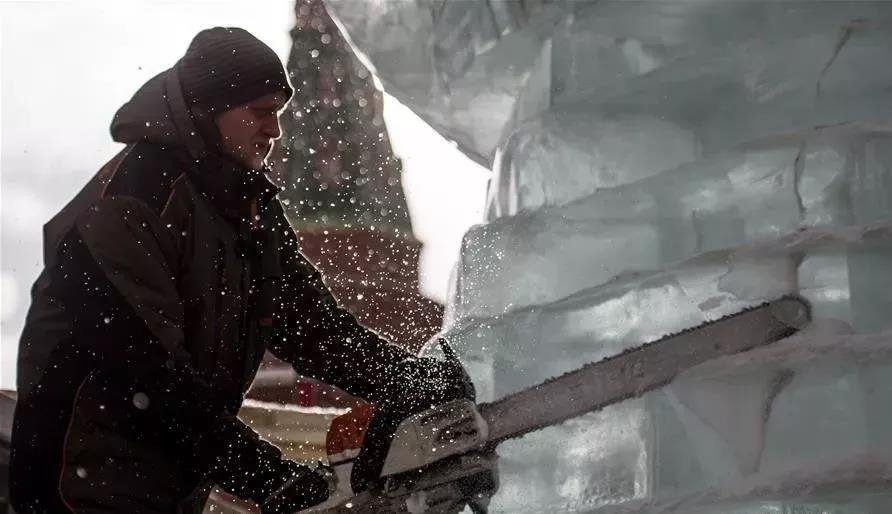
[51, 195, 317, 505]
[265, 205, 425, 406]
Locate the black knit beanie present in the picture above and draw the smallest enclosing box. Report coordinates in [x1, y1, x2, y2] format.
[177, 27, 293, 115]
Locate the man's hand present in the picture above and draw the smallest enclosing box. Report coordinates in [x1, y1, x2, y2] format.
[259, 462, 334, 514]
[350, 340, 479, 493]
[378, 340, 476, 418]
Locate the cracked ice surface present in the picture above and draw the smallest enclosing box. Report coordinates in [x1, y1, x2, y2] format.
[486, 2, 892, 219]
[327, 1, 892, 210]
[326, 0, 565, 164]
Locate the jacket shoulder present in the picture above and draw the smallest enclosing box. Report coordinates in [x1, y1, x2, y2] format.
[101, 142, 190, 216]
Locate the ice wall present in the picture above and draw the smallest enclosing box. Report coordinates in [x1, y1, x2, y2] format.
[325, 0, 892, 511]
[326, 1, 892, 212]
[452, 124, 892, 322]
[485, 328, 892, 513]
[450, 223, 892, 401]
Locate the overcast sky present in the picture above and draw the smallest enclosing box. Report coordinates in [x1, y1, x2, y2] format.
[0, 0, 489, 389]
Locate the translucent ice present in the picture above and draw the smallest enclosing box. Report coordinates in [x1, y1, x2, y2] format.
[445, 224, 892, 397]
[485, 114, 699, 220]
[490, 400, 650, 513]
[452, 124, 892, 321]
[327, 1, 892, 177]
[327, 1, 892, 511]
[325, 0, 564, 163]
[469, 322, 892, 512]
[329, 1, 892, 223]
[639, 326, 892, 512]
[455, 325, 892, 513]
[434, 227, 892, 512]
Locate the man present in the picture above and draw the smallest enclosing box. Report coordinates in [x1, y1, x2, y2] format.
[10, 27, 471, 513]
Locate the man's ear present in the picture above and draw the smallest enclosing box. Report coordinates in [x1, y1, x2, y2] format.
[189, 105, 224, 146]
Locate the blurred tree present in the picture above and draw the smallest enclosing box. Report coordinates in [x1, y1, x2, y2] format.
[257, 1, 444, 409]
[276, 0, 411, 232]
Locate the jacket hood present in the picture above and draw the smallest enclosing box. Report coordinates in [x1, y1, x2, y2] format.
[110, 66, 208, 160]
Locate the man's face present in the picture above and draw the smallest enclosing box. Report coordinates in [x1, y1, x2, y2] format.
[214, 92, 288, 170]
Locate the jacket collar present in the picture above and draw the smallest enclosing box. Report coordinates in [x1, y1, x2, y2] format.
[176, 149, 282, 224]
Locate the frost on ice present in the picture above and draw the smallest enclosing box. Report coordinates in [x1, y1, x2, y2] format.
[328, 1, 892, 512]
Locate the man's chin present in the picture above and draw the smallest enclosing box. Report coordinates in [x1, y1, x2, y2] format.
[242, 153, 266, 171]
[254, 149, 272, 170]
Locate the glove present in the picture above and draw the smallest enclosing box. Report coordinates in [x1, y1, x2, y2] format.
[199, 416, 332, 512]
[258, 462, 334, 514]
[378, 339, 475, 417]
[351, 339, 477, 493]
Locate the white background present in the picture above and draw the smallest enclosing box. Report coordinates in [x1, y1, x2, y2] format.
[0, 0, 490, 389]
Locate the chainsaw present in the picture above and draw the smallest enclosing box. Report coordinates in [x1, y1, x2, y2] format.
[313, 296, 811, 513]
